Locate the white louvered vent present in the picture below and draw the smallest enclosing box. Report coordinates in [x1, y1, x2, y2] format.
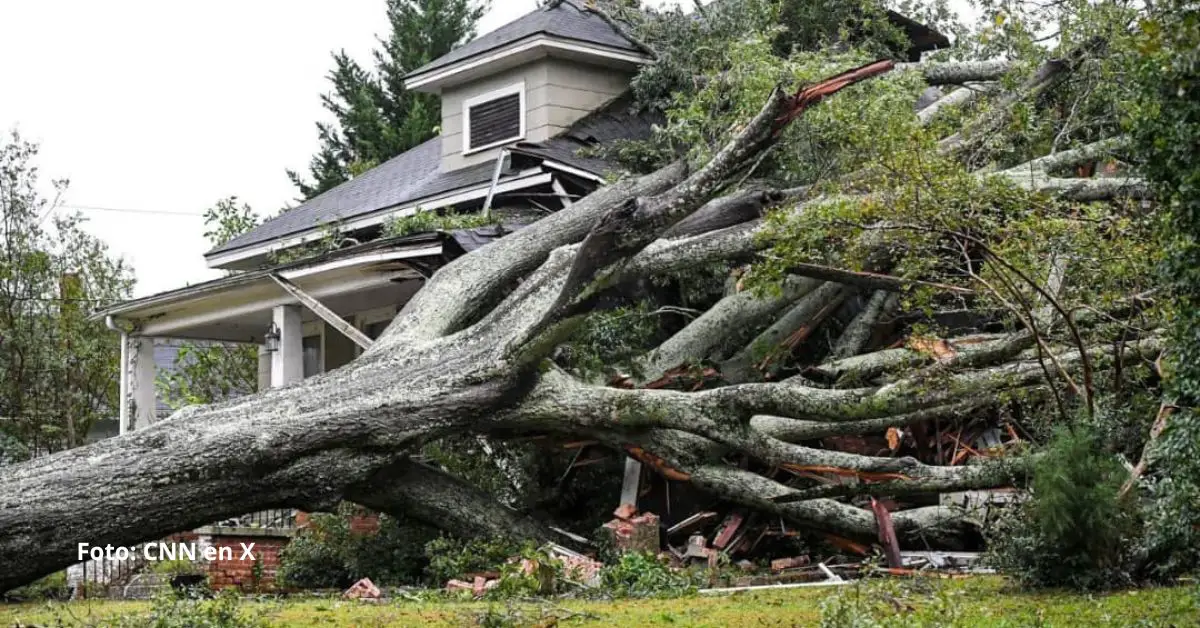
[464, 83, 525, 153]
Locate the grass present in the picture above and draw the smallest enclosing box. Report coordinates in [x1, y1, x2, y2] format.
[1, 577, 1196, 627]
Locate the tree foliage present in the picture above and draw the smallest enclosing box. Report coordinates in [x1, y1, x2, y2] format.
[287, 0, 488, 200]
[0, 132, 133, 459]
[1128, 0, 1200, 577]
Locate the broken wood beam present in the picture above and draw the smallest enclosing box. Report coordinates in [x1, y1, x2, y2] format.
[269, 273, 373, 350]
[870, 498, 904, 569]
[667, 511, 718, 537]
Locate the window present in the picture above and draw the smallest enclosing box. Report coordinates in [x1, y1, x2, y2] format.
[302, 335, 322, 378]
[463, 82, 525, 154]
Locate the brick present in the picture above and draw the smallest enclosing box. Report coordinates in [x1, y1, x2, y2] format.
[601, 512, 660, 554]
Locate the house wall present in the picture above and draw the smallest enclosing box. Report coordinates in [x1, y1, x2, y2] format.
[440, 57, 632, 171]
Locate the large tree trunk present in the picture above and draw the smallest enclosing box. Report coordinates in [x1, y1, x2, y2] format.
[0, 57, 1147, 591]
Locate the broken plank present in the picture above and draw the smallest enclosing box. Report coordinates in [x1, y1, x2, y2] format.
[667, 511, 718, 537]
[712, 512, 745, 549]
[870, 498, 903, 569]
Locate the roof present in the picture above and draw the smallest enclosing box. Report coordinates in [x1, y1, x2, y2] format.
[209, 139, 500, 257]
[406, 0, 645, 80]
[209, 95, 659, 263]
[511, 94, 663, 175]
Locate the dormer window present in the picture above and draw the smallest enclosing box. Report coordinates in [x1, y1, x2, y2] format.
[463, 82, 525, 155]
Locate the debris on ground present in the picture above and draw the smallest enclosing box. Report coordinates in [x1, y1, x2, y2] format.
[343, 577, 380, 601]
[601, 505, 660, 554]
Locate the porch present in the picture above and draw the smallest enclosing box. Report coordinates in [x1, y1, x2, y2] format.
[96, 233, 455, 434]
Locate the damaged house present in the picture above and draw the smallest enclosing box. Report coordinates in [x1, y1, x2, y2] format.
[86, 1, 952, 589]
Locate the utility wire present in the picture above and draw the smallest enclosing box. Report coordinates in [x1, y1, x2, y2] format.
[54, 204, 206, 217]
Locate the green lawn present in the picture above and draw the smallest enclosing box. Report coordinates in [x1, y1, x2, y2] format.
[2, 577, 1196, 627]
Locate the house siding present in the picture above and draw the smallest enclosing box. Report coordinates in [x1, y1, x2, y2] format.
[441, 58, 633, 171]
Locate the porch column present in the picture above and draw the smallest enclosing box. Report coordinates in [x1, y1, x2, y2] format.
[271, 305, 303, 388]
[129, 336, 157, 431]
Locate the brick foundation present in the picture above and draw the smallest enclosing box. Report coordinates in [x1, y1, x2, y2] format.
[205, 535, 288, 592]
[193, 509, 382, 591]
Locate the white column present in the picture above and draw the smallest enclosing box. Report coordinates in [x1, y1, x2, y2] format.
[620, 458, 642, 508]
[271, 305, 303, 388]
[257, 345, 272, 392]
[118, 332, 130, 435]
[129, 337, 157, 430]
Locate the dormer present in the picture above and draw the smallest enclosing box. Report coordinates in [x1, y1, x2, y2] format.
[404, 0, 652, 172]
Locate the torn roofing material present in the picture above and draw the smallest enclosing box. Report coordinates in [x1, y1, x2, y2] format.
[511, 94, 663, 176]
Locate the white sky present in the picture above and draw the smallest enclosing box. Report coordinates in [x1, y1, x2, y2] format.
[0, 0, 974, 298]
[0, 0, 544, 297]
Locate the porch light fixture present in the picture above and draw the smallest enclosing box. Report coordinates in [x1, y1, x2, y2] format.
[264, 322, 281, 353]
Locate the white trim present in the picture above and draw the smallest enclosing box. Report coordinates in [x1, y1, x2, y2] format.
[354, 306, 398, 356]
[551, 177, 573, 208]
[139, 273, 411, 338]
[405, 35, 651, 92]
[280, 248, 443, 281]
[462, 82, 526, 156]
[539, 159, 607, 183]
[205, 172, 552, 269]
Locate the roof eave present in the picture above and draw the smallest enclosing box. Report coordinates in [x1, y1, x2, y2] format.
[96, 233, 443, 323]
[404, 34, 651, 93]
[204, 169, 555, 271]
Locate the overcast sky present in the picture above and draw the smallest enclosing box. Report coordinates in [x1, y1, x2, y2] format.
[0, 0, 973, 298]
[0, 0, 547, 297]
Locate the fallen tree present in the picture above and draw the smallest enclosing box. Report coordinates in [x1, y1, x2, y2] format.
[0, 4, 1172, 590]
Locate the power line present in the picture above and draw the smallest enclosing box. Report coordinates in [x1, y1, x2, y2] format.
[55, 204, 206, 217]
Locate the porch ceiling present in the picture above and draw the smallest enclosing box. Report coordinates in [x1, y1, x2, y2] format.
[96, 240, 440, 343]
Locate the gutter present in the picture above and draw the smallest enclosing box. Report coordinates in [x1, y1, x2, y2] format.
[105, 316, 130, 435]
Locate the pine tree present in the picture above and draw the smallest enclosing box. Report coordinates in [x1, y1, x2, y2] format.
[288, 0, 488, 200]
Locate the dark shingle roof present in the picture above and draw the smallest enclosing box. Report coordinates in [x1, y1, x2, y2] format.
[406, 0, 644, 79]
[511, 95, 663, 176]
[209, 97, 659, 259]
[209, 139, 500, 256]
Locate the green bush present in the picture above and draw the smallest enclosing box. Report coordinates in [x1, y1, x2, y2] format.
[597, 552, 697, 599]
[277, 509, 440, 589]
[986, 426, 1140, 589]
[2, 570, 68, 602]
[422, 536, 529, 586]
[151, 558, 204, 577]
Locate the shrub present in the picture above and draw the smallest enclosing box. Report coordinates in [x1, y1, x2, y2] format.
[151, 558, 204, 577]
[986, 425, 1140, 589]
[423, 536, 529, 586]
[277, 509, 440, 589]
[2, 570, 68, 602]
[597, 552, 697, 599]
